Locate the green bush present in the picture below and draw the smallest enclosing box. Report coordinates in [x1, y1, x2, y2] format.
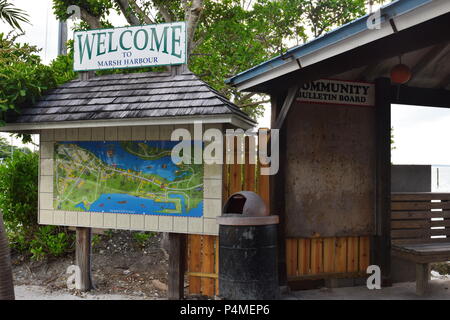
[132, 231, 156, 248]
[0, 150, 74, 260]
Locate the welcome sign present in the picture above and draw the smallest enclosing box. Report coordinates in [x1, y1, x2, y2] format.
[73, 22, 186, 71]
[297, 79, 375, 107]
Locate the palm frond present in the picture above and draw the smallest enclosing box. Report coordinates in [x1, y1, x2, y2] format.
[0, 0, 30, 32]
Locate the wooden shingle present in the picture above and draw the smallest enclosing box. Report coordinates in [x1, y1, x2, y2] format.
[7, 71, 255, 125]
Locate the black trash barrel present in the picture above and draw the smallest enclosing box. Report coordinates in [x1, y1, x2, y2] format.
[217, 191, 279, 300]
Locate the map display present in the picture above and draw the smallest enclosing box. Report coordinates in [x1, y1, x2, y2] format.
[53, 141, 203, 217]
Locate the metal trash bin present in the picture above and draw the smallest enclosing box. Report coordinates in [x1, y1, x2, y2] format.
[217, 191, 279, 300]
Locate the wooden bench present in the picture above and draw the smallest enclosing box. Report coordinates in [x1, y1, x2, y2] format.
[391, 192, 450, 295]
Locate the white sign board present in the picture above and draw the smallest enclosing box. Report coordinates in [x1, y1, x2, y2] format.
[297, 79, 375, 107]
[73, 22, 186, 71]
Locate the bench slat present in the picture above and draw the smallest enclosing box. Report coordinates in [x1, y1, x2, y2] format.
[391, 211, 450, 220]
[391, 193, 450, 201]
[391, 201, 450, 211]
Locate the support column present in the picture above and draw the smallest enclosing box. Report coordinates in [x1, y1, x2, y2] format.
[270, 92, 288, 287]
[416, 263, 429, 296]
[76, 227, 93, 291]
[168, 233, 186, 300]
[373, 77, 392, 286]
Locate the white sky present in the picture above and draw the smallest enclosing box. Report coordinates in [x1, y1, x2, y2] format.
[1, 0, 450, 165]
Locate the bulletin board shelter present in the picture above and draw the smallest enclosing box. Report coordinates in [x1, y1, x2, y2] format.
[227, 0, 450, 289]
[1, 71, 256, 236]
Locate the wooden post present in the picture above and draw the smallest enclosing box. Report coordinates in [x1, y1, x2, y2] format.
[373, 77, 392, 286]
[76, 227, 93, 291]
[270, 92, 288, 287]
[416, 263, 429, 296]
[74, 70, 95, 292]
[168, 233, 186, 300]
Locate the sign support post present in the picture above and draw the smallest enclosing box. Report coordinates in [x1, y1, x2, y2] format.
[76, 227, 93, 291]
[76, 71, 94, 292]
[168, 233, 186, 299]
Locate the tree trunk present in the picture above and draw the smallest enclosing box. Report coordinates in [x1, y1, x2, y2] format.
[0, 212, 15, 300]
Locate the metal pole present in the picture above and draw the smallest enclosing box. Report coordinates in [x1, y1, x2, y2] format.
[57, 20, 68, 56]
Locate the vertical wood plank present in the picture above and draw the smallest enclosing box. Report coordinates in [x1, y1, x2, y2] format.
[346, 237, 359, 273]
[214, 236, 219, 296]
[257, 129, 270, 209]
[286, 238, 298, 276]
[168, 233, 186, 300]
[76, 227, 93, 291]
[359, 236, 370, 272]
[323, 237, 336, 273]
[200, 235, 215, 297]
[310, 238, 323, 274]
[335, 237, 347, 273]
[230, 136, 242, 194]
[188, 235, 201, 294]
[244, 136, 256, 192]
[297, 238, 311, 275]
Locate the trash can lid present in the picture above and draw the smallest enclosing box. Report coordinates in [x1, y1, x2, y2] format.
[217, 191, 279, 226]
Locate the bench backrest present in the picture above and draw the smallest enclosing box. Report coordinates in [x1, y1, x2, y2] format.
[391, 192, 450, 245]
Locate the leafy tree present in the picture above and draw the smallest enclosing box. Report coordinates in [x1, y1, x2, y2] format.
[0, 32, 77, 130]
[0, 0, 29, 32]
[0, 151, 73, 260]
[0, 136, 31, 159]
[52, 0, 388, 118]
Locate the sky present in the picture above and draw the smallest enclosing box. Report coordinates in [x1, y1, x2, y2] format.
[1, 0, 450, 165]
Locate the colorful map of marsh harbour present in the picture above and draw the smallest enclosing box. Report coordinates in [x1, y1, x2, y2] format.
[54, 141, 203, 217]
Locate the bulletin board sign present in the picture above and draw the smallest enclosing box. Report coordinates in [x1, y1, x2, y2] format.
[297, 79, 375, 107]
[53, 141, 203, 218]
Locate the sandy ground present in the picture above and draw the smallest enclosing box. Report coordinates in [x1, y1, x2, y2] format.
[14, 285, 141, 300]
[285, 278, 450, 300]
[15, 279, 450, 300]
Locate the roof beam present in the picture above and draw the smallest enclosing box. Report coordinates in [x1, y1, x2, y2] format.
[390, 85, 450, 108]
[436, 73, 450, 89]
[273, 85, 299, 130]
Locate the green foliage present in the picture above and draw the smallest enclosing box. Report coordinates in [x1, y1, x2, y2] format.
[132, 231, 156, 248]
[49, 53, 78, 86]
[0, 151, 39, 228]
[28, 225, 73, 260]
[0, 33, 56, 118]
[0, 136, 30, 159]
[52, 0, 113, 20]
[0, 0, 30, 32]
[0, 150, 73, 260]
[0, 33, 77, 128]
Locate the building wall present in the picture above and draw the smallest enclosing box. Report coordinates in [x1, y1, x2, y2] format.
[38, 124, 223, 235]
[391, 165, 432, 192]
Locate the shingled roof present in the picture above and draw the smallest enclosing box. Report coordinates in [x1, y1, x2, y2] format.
[4, 71, 256, 129]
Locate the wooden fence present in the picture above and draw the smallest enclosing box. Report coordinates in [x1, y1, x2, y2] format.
[286, 236, 370, 279]
[186, 133, 270, 296]
[391, 192, 450, 245]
